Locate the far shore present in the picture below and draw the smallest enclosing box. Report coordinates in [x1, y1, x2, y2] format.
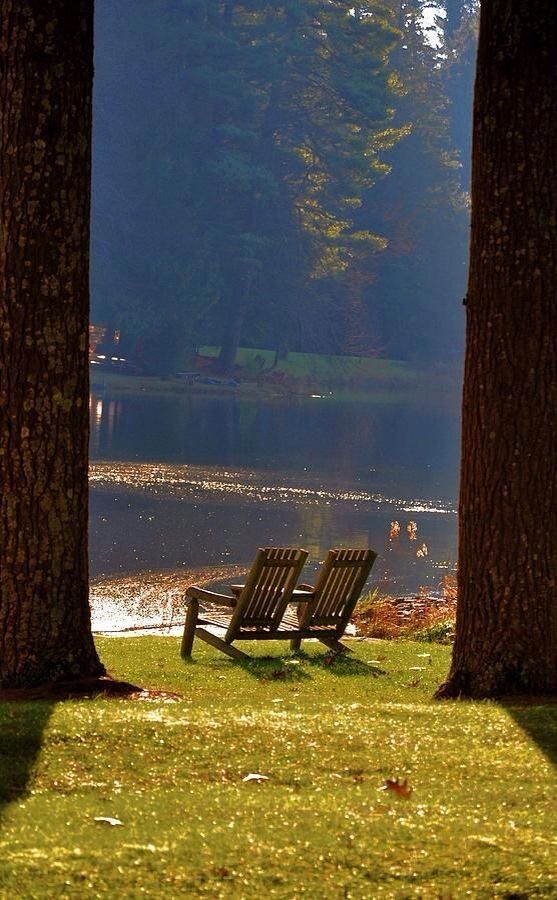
[90, 366, 460, 406]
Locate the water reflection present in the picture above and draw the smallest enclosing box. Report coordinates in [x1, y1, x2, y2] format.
[89, 389, 459, 594]
[89, 395, 120, 457]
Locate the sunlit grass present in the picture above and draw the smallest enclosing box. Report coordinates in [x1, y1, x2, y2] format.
[0, 637, 555, 897]
[200, 345, 417, 384]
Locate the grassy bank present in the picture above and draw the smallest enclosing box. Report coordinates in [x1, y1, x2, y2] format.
[90, 348, 460, 403]
[199, 346, 420, 386]
[1, 637, 555, 897]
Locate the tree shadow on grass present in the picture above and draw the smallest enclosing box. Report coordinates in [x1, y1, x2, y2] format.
[0, 676, 160, 819]
[502, 701, 557, 769]
[0, 700, 54, 815]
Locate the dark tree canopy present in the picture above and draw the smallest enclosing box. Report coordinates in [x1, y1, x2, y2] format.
[92, 0, 476, 371]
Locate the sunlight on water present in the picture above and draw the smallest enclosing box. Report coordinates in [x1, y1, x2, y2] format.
[90, 564, 247, 634]
[89, 461, 456, 516]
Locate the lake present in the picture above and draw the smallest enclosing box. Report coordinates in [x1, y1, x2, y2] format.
[89, 388, 460, 621]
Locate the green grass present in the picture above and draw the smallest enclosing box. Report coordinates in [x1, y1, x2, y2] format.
[1, 637, 556, 897]
[200, 345, 419, 385]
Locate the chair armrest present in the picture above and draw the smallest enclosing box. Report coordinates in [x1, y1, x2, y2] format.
[185, 585, 237, 606]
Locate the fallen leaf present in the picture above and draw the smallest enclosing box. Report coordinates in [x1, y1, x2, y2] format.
[94, 816, 123, 826]
[242, 773, 270, 784]
[378, 778, 413, 799]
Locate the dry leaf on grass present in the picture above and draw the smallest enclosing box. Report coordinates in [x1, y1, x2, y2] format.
[94, 816, 123, 826]
[378, 778, 413, 799]
[242, 773, 270, 784]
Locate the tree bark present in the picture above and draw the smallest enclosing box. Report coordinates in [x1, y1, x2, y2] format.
[216, 74, 284, 376]
[216, 302, 245, 375]
[216, 277, 252, 376]
[0, 1, 105, 686]
[437, 0, 557, 698]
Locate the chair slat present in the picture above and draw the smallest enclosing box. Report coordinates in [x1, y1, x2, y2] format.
[226, 547, 307, 639]
[299, 548, 376, 630]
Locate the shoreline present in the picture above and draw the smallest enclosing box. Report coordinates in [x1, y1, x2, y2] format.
[90, 565, 455, 639]
[90, 563, 248, 634]
[90, 368, 460, 407]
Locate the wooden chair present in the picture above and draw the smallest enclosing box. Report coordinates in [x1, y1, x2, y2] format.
[286, 548, 377, 653]
[180, 547, 308, 660]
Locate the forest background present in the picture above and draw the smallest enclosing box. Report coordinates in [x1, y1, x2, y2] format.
[91, 0, 478, 376]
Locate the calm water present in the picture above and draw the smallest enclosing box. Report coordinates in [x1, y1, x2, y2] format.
[89, 389, 460, 594]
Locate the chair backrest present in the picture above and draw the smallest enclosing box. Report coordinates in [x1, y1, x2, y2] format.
[226, 547, 308, 640]
[299, 548, 377, 633]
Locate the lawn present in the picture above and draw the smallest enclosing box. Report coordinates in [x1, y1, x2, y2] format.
[0, 637, 555, 898]
[199, 346, 419, 386]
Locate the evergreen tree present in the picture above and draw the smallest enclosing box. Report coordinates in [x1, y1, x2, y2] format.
[92, 0, 404, 371]
[359, 0, 471, 362]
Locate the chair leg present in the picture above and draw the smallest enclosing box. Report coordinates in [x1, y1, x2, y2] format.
[180, 599, 199, 658]
[290, 638, 302, 652]
[195, 628, 250, 660]
[319, 636, 353, 654]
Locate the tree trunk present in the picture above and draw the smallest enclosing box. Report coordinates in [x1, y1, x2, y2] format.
[217, 282, 251, 376]
[217, 74, 283, 376]
[437, 0, 557, 698]
[0, 1, 105, 687]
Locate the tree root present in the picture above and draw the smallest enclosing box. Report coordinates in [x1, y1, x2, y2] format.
[435, 666, 557, 701]
[434, 673, 471, 700]
[0, 674, 181, 702]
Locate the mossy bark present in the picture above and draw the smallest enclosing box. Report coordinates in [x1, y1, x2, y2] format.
[437, 0, 557, 698]
[0, 1, 105, 687]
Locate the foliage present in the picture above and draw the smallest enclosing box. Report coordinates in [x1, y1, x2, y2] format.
[413, 618, 455, 644]
[359, 0, 476, 362]
[91, 0, 477, 371]
[0, 637, 555, 896]
[353, 574, 457, 642]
